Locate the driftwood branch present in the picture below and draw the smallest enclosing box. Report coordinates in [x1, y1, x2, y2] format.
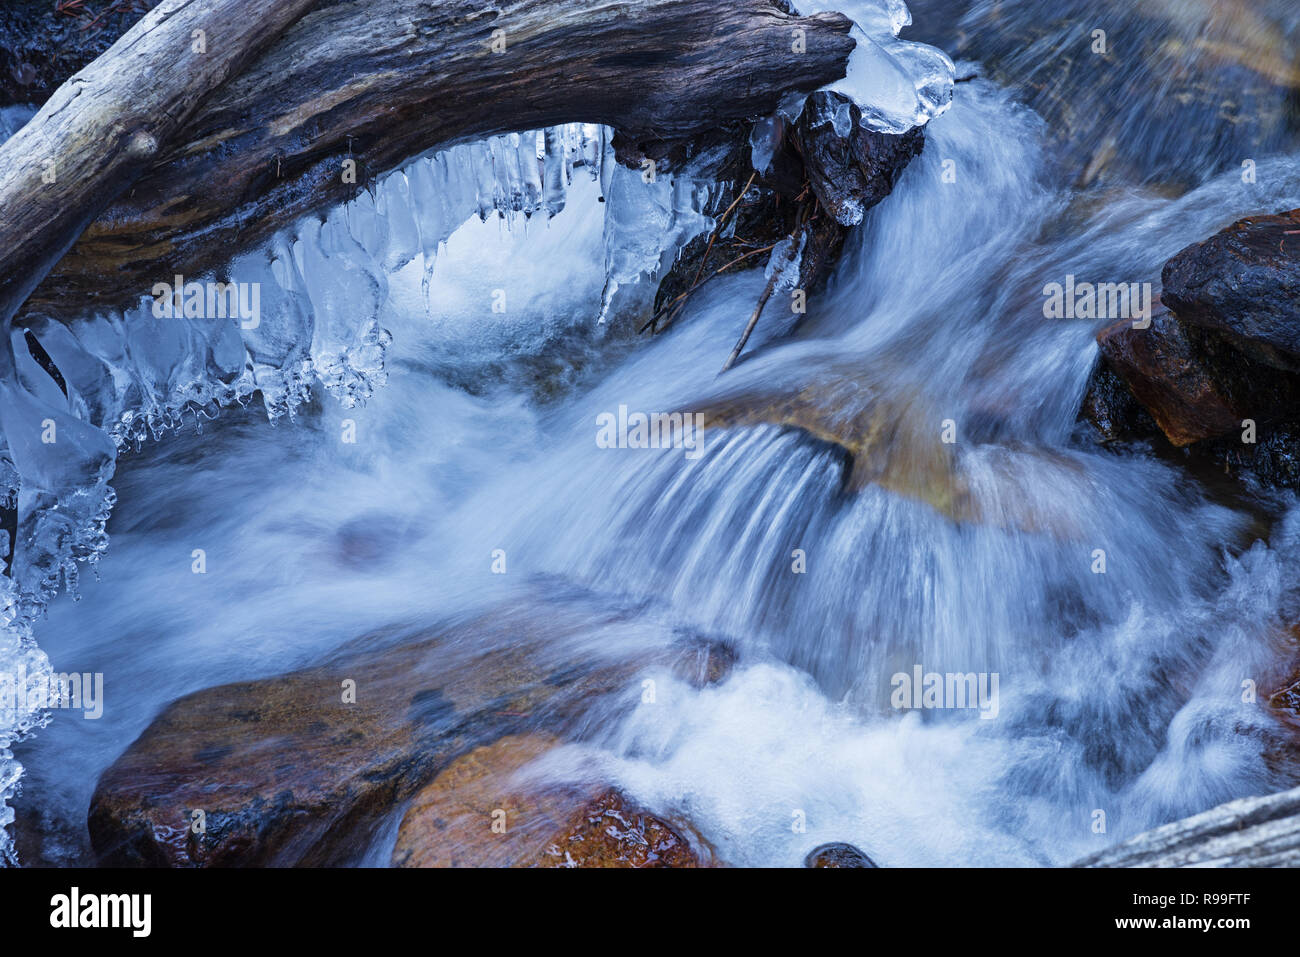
[0, 0, 318, 323]
[1, 0, 855, 323]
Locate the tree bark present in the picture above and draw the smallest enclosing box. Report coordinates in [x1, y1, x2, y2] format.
[0, 0, 320, 324]
[1073, 784, 1300, 867]
[2, 0, 854, 324]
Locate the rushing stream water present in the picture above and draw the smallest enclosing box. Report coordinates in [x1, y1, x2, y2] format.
[6, 0, 1300, 866]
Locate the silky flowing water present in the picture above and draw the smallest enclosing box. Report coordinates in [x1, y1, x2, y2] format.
[8, 2, 1300, 867]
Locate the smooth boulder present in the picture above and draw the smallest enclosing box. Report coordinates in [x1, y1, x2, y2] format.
[88, 604, 722, 867]
[391, 734, 710, 868]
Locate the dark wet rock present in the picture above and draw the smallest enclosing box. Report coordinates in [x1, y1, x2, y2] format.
[793, 92, 925, 228]
[1084, 210, 1300, 487]
[1074, 784, 1300, 867]
[1193, 421, 1300, 489]
[805, 842, 878, 868]
[1086, 313, 1300, 484]
[11, 801, 91, 868]
[1080, 358, 1160, 445]
[1162, 209, 1300, 365]
[391, 734, 710, 868]
[88, 604, 676, 867]
[0, 1, 158, 108]
[671, 634, 738, 688]
[651, 93, 924, 330]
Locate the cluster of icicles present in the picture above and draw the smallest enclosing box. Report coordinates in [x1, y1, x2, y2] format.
[0, 121, 728, 859]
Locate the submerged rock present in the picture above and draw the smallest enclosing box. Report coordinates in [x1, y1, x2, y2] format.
[908, 0, 1300, 189]
[694, 369, 971, 520]
[391, 734, 710, 868]
[804, 842, 878, 868]
[692, 367, 1094, 539]
[88, 605, 738, 867]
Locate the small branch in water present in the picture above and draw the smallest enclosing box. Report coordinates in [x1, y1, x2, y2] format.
[720, 207, 809, 374]
[720, 263, 782, 374]
[639, 240, 778, 334]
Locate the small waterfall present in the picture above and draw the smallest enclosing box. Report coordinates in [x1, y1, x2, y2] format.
[4, 0, 1300, 867]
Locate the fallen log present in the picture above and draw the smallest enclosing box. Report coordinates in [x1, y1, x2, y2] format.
[0, 0, 320, 324]
[2, 0, 855, 324]
[1074, 785, 1300, 867]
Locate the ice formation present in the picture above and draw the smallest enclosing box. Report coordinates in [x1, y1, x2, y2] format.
[0, 120, 723, 861]
[751, 0, 955, 172]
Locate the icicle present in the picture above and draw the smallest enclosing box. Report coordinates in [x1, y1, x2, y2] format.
[543, 127, 568, 218]
[518, 131, 544, 215]
[376, 171, 421, 273]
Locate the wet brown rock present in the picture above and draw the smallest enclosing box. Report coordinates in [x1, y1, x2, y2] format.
[1094, 310, 1243, 446]
[88, 604, 668, 867]
[1083, 209, 1300, 487]
[694, 367, 972, 519]
[392, 734, 709, 868]
[692, 367, 1094, 539]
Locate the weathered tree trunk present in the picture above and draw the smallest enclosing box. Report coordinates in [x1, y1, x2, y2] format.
[1074, 785, 1300, 867]
[1, 0, 854, 324]
[0, 0, 320, 324]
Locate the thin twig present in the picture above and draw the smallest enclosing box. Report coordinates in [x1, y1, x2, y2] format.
[638, 241, 778, 334]
[712, 242, 780, 274]
[720, 266, 782, 374]
[720, 209, 809, 374]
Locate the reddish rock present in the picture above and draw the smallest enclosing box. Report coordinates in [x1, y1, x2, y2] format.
[1094, 310, 1243, 446]
[88, 606, 739, 867]
[391, 734, 710, 868]
[88, 606, 667, 867]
